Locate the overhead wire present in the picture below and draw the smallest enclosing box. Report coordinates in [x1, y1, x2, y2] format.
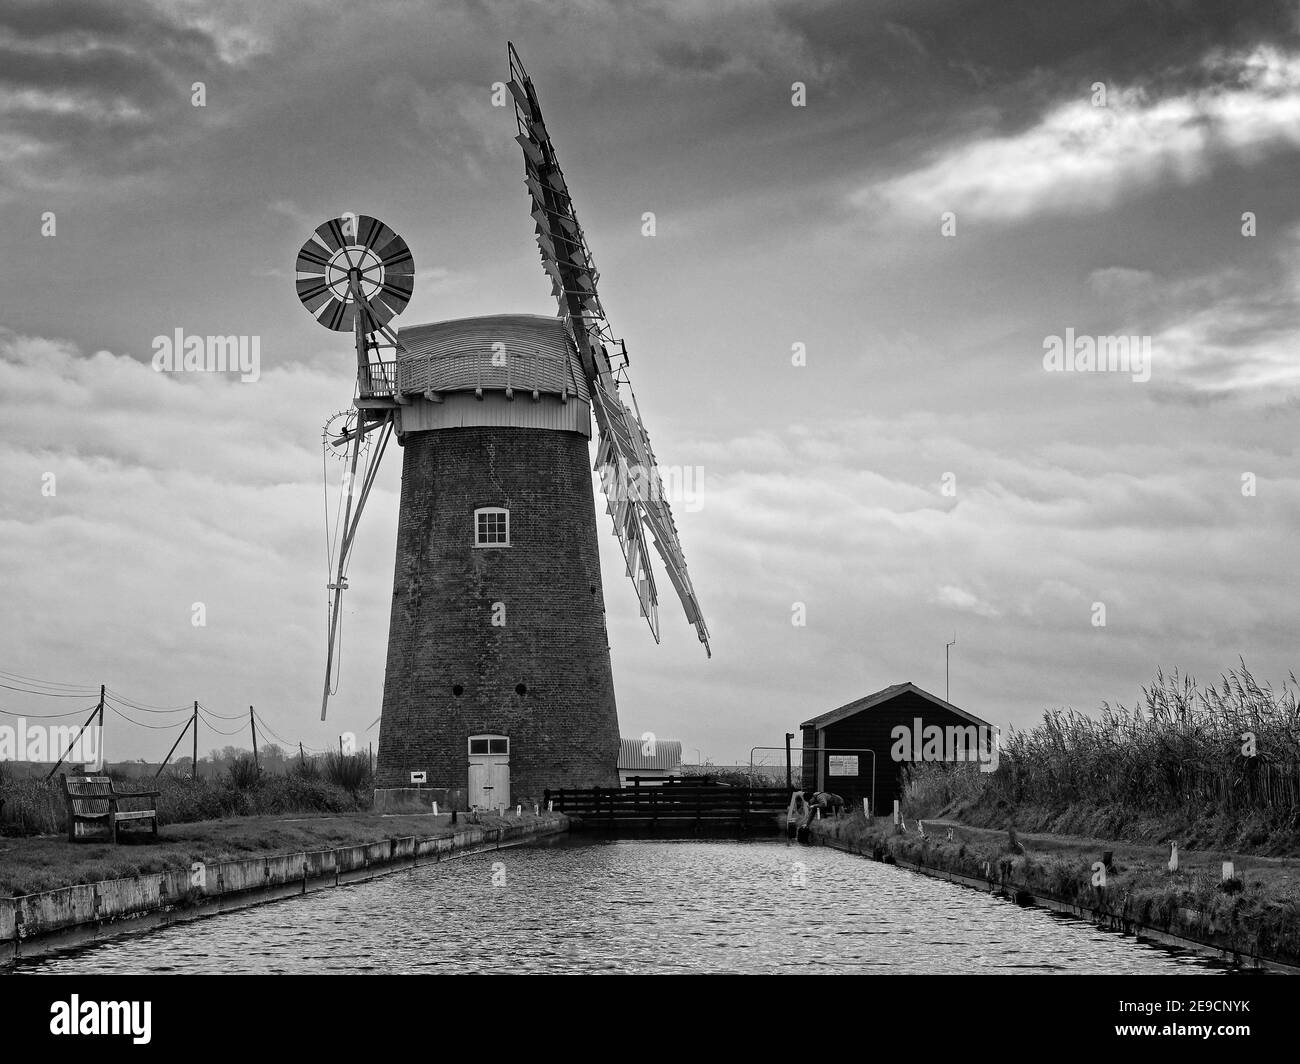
[0, 681, 98, 698]
[2, 669, 349, 761]
[0, 702, 100, 719]
[194, 702, 245, 721]
[251, 710, 295, 749]
[105, 688, 191, 714]
[0, 668, 98, 692]
[103, 694, 190, 718]
[105, 703, 190, 731]
[196, 707, 249, 736]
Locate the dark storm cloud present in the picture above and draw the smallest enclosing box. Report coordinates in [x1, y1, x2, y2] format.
[2, 0, 168, 39]
[0, 0, 231, 189]
[0, 0, 221, 67]
[776, 0, 1300, 133]
[780, 0, 1300, 90]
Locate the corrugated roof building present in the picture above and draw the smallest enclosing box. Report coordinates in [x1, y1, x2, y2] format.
[618, 737, 682, 785]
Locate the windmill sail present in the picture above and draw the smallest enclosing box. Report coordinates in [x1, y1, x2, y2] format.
[507, 43, 711, 656]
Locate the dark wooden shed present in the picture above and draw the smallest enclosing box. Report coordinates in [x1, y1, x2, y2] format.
[800, 682, 995, 815]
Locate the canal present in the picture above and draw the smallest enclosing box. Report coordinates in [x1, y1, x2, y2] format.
[17, 838, 1223, 974]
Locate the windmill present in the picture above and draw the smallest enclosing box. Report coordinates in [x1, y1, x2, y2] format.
[295, 45, 709, 807]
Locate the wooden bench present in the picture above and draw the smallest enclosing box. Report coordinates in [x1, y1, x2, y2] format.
[60, 775, 160, 843]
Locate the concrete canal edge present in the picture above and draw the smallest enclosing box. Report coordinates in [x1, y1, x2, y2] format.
[0, 813, 569, 967]
[810, 830, 1300, 975]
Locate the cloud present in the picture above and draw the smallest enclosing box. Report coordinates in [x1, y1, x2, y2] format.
[932, 585, 1001, 619]
[855, 45, 1300, 221]
[0, 329, 391, 753]
[3, 333, 1299, 762]
[0, 0, 245, 194]
[1087, 231, 1300, 398]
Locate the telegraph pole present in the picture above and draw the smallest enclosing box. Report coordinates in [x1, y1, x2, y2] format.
[45, 685, 105, 780]
[945, 635, 957, 702]
[192, 701, 199, 779]
[96, 684, 105, 770]
[250, 706, 259, 775]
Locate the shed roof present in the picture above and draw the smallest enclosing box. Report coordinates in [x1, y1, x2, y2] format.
[618, 737, 683, 771]
[800, 682, 992, 731]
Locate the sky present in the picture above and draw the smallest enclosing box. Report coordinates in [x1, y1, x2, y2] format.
[2, 0, 1299, 766]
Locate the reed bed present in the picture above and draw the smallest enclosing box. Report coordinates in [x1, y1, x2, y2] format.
[998, 664, 1300, 818]
[904, 665, 1300, 847]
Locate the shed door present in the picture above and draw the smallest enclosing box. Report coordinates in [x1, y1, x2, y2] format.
[468, 735, 510, 809]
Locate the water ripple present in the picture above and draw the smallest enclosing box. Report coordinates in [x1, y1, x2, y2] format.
[17, 839, 1225, 974]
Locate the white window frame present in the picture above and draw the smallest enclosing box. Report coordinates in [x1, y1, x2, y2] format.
[473, 507, 510, 548]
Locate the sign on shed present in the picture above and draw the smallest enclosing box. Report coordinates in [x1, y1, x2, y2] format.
[828, 755, 858, 776]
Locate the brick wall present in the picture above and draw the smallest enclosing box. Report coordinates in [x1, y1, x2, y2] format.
[375, 425, 621, 801]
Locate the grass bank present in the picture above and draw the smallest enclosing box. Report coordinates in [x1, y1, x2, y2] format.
[0, 755, 375, 838]
[0, 808, 538, 896]
[810, 810, 1300, 969]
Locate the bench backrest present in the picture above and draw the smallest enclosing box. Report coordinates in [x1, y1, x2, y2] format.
[63, 775, 114, 815]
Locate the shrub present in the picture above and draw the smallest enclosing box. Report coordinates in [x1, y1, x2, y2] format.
[294, 757, 321, 782]
[226, 755, 261, 791]
[323, 752, 371, 793]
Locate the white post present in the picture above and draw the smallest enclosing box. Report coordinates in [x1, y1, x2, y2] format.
[432, 800, 439, 816]
[862, 797, 869, 817]
[1222, 860, 1235, 882]
[893, 800, 900, 825]
[547, 799, 553, 812]
[815, 807, 821, 820]
[516, 804, 521, 817]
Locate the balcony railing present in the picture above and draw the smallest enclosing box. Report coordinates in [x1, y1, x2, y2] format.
[360, 360, 398, 397]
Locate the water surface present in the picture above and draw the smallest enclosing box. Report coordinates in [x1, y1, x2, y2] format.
[19, 839, 1223, 974]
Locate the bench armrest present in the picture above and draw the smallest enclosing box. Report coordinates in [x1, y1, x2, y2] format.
[110, 787, 161, 799]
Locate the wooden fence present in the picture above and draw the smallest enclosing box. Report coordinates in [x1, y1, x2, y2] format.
[544, 780, 791, 833]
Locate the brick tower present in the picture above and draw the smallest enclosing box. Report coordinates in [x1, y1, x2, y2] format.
[374, 314, 620, 804]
